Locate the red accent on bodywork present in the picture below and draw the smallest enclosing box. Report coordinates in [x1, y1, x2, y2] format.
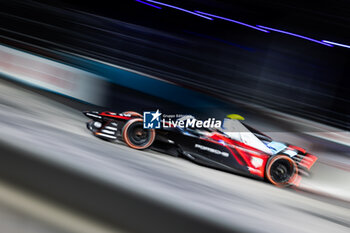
[99, 112, 132, 120]
[235, 147, 267, 178]
[288, 145, 306, 154]
[200, 138, 245, 165]
[290, 174, 302, 187]
[204, 132, 269, 177]
[299, 154, 318, 170]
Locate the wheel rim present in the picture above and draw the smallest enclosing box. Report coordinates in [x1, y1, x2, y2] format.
[127, 123, 151, 146]
[269, 158, 294, 183]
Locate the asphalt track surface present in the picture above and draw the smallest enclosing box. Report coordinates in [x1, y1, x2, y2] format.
[0, 78, 349, 233]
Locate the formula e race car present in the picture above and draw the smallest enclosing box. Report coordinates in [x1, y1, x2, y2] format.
[83, 110, 317, 187]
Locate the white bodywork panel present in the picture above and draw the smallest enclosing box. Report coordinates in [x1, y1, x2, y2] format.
[221, 119, 272, 154]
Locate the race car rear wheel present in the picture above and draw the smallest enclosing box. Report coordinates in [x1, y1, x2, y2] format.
[122, 118, 155, 149]
[122, 111, 142, 118]
[266, 155, 298, 186]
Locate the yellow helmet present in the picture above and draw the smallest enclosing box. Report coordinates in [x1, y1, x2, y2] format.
[226, 114, 245, 120]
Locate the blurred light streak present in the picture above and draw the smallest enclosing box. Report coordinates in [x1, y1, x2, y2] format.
[256, 25, 333, 47]
[322, 40, 350, 48]
[135, 0, 162, 9]
[194, 11, 269, 33]
[184, 30, 255, 52]
[144, 0, 213, 20]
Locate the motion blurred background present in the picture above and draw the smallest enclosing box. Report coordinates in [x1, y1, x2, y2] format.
[1, 0, 349, 129]
[0, 1, 349, 233]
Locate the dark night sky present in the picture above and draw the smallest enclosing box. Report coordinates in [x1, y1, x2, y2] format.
[51, 0, 349, 99]
[2, 0, 349, 128]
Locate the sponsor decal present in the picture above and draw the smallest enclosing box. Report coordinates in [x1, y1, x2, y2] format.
[143, 109, 162, 129]
[163, 118, 221, 128]
[143, 110, 222, 129]
[195, 144, 229, 157]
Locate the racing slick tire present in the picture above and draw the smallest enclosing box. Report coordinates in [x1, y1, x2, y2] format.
[266, 155, 298, 186]
[122, 118, 155, 149]
[122, 111, 142, 118]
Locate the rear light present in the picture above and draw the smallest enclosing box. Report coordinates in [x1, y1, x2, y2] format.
[94, 122, 102, 128]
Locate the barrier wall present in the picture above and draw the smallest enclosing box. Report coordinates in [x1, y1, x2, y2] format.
[58, 52, 228, 109]
[0, 45, 106, 105]
[0, 43, 228, 111]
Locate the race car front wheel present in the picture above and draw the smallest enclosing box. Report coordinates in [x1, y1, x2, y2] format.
[266, 155, 298, 186]
[122, 118, 155, 149]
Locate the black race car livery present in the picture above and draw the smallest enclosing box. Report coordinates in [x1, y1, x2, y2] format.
[84, 110, 317, 187]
